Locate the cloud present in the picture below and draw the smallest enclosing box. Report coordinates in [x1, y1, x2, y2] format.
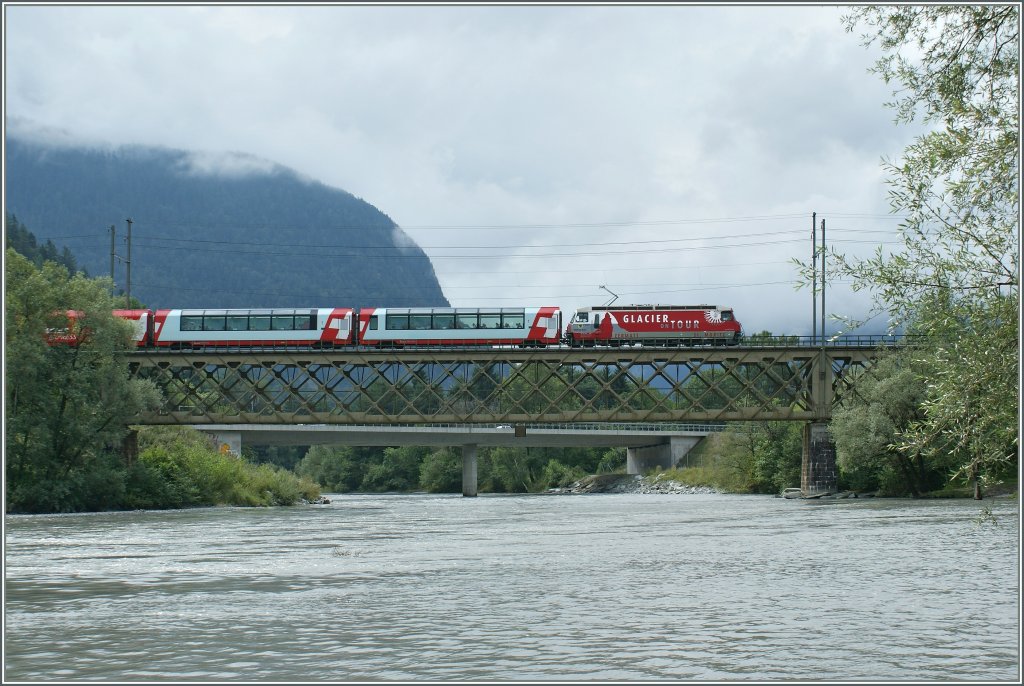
[3, 4, 919, 336]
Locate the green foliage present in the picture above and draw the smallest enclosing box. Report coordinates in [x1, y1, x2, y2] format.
[295, 445, 367, 492]
[360, 446, 428, 492]
[830, 352, 952, 496]
[819, 6, 1020, 489]
[134, 426, 319, 507]
[419, 448, 462, 493]
[595, 448, 627, 474]
[677, 427, 801, 494]
[537, 460, 588, 489]
[5, 248, 162, 513]
[5, 213, 82, 275]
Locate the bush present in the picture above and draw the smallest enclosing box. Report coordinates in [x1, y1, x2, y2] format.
[537, 460, 587, 489]
[130, 427, 318, 507]
[419, 448, 462, 493]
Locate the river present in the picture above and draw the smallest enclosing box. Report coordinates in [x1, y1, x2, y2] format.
[4, 493, 1020, 682]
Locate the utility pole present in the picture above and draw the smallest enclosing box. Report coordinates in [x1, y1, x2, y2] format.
[820, 217, 826, 347]
[125, 217, 133, 307]
[811, 212, 817, 345]
[109, 224, 117, 296]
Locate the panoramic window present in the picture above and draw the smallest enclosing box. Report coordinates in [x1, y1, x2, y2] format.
[479, 313, 501, 329]
[433, 314, 455, 330]
[502, 313, 525, 329]
[386, 314, 409, 330]
[410, 314, 432, 330]
[272, 316, 294, 330]
[203, 316, 226, 331]
[226, 316, 249, 331]
[456, 313, 478, 329]
[180, 316, 203, 331]
[250, 316, 271, 331]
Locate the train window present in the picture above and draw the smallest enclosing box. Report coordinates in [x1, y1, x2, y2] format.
[722, 311, 733, 321]
[180, 316, 203, 331]
[204, 316, 226, 331]
[502, 313, 525, 329]
[434, 313, 455, 330]
[368, 315, 379, 330]
[479, 313, 501, 329]
[250, 316, 271, 331]
[386, 314, 409, 330]
[574, 312, 589, 323]
[410, 314, 432, 330]
[226, 316, 249, 331]
[296, 316, 314, 330]
[456, 313, 478, 329]
[272, 316, 294, 330]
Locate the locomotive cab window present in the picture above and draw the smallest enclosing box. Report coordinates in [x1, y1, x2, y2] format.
[721, 311, 733, 321]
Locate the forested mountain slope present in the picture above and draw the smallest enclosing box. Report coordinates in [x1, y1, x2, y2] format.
[5, 136, 449, 309]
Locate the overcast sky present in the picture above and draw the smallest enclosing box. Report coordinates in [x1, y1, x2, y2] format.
[3, 2, 923, 337]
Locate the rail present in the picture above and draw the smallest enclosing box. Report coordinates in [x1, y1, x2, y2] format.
[127, 334, 925, 355]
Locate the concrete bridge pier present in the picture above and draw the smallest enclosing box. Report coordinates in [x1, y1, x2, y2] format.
[626, 436, 703, 475]
[462, 444, 478, 497]
[802, 422, 837, 496]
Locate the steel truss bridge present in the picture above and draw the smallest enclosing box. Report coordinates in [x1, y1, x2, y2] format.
[128, 338, 900, 426]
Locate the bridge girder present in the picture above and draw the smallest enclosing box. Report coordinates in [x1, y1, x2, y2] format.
[127, 346, 883, 425]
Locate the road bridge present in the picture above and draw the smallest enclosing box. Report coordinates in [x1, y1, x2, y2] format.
[127, 337, 904, 496]
[197, 422, 723, 496]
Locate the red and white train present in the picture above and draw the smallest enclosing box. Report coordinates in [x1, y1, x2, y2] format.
[51, 304, 742, 348]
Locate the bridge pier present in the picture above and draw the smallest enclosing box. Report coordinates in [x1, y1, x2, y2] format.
[802, 422, 837, 496]
[462, 444, 478, 497]
[626, 436, 703, 475]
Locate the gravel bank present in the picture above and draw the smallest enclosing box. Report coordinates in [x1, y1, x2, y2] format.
[547, 473, 719, 495]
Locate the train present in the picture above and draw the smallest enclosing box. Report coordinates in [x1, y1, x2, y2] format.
[49, 304, 743, 349]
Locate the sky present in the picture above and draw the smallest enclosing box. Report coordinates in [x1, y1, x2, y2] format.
[2, 2, 924, 337]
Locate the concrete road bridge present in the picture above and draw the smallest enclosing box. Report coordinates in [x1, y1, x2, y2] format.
[126, 337, 907, 495]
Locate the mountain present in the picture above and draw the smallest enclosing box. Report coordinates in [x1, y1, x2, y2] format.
[4, 135, 449, 310]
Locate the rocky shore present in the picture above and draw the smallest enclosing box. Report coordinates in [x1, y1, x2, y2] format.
[547, 473, 719, 495]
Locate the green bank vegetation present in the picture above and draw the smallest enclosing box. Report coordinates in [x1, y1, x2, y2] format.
[4, 247, 319, 513]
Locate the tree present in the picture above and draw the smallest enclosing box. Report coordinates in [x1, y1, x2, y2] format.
[830, 352, 953, 496]
[5, 248, 161, 512]
[831, 6, 1019, 492]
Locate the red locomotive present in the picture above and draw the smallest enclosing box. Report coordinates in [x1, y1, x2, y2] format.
[47, 304, 741, 349]
[565, 304, 742, 346]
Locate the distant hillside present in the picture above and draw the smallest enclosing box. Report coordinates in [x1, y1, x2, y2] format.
[6, 213, 81, 275]
[4, 136, 449, 309]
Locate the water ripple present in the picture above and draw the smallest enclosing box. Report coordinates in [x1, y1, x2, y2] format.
[5, 494, 1019, 681]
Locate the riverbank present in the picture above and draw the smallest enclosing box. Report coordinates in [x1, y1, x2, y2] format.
[547, 473, 719, 495]
[544, 473, 1018, 499]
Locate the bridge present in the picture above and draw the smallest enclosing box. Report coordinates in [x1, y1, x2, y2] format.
[127, 337, 903, 495]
